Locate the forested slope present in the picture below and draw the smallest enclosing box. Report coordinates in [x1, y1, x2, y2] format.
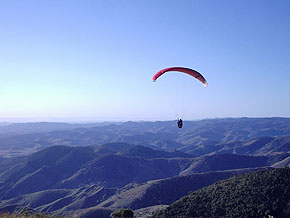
[151, 168, 290, 218]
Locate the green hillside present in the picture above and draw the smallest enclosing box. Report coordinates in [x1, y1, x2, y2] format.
[151, 167, 290, 218]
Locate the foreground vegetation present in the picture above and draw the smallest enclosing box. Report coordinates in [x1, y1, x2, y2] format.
[0, 208, 69, 218]
[151, 167, 290, 218]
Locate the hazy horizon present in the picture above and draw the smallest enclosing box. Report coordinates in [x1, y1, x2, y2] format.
[1, 115, 290, 124]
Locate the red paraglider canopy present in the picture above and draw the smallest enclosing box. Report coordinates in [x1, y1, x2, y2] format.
[152, 67, 208, 87]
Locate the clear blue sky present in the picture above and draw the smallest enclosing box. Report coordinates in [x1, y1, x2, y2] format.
[0, 0, 289, 122]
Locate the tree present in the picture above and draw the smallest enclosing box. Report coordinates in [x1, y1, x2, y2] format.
[110, 208, 134, 218]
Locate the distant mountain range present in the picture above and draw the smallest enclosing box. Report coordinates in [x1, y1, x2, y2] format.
[0, 117, 289, 217]
[1, 117, 290, 157]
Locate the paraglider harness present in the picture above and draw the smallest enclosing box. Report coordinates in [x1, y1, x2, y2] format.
[177, 119, 183, 128]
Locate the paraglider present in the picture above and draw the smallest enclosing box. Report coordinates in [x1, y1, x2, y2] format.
[177, 119, 183, 128]
[152, 67, 207, 128]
